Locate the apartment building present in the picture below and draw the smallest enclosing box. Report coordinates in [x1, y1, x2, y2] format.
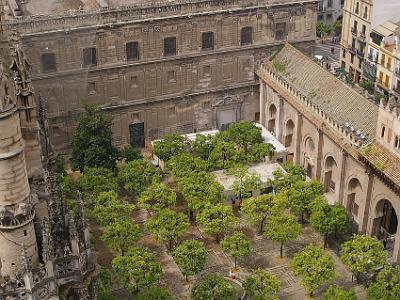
[317, 0, 344, 25]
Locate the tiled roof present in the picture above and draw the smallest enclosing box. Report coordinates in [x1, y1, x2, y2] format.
[268, 44, 379, 143]
[360, 142, 400, 191]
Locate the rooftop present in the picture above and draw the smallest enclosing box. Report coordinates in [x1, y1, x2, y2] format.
[267, 44, 379, 143]
[2, 0, 316, 20]
[361, 142, 400, 193]
[255, 123, 287, 154]
[212, 162, 284, 191]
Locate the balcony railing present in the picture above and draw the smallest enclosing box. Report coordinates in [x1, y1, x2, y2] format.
[351, 27, 358, 35]
[357, 49, 365, 58]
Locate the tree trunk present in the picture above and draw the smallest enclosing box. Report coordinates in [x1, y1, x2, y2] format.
[323, 234, 328, 249]
[301, 211, 304, 224]
[215, 234, 220, 243]
[234, 257, 237, 269]
[280, 241, 284, 258]
[185, 274, 188, 282]
[259, 217, 267, 234]
[169, 239, 173, 251]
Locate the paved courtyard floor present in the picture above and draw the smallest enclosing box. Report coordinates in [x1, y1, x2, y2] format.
[129, 205, 367, 300]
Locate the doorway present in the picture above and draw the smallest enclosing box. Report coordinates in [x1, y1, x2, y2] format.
[129, 122, 145, 148]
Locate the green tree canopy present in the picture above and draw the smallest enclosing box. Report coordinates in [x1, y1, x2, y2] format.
[112, 247, 162, 292]
[323, 286, 357, 300]
[230, 167, 262, 201]
[241, 193, 281, 234]
[192, 134, 216, 160]
[166, 153, 209, 178]
[310, 199, 349, 248]
[96, 267, 115, 300]
[220, 231, 251, 268]
[269, 163, 306, 192]
[71, 106, 118, 172]
[197, 204, 238, 242]
[243, 269, 281, 300]
[177, 171, 224, 213]
[80, 167, 119, 200]
[136, 287, 176, 300]
[219, 122, 263, 154]
[145, 209, 189, 250]
[118, 159, 161, 195]
[249, 142, 274, 163]
[208, 140, 238, 170]
[154, 134, 190, 161]
[91, 191, 134, 226]
[100, 218, 141, 255]
[265, 212, 301, 258]
[340, 235, 388, 281]
[278, 179, 323, 223]
[291, 244, 336, 297]
[172, 239, 208, 282]
[138, 182, 176, 214]
[367, 265, 400, 300]
[119, 145, 143, 162]
[191, 274, 236, 300]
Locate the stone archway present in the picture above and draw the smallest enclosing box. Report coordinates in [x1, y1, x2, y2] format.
[323, 156, 339, 200]
[284, 119, 295, 148]
[267, 104, 277, 135]
[372, 199, 399, 261]
[346, 178, 363, 230]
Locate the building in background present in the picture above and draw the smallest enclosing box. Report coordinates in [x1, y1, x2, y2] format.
[340, 0, 400, 83]
[317, 0, 344, 25]
[258, 44, 400, 263]
[340, 0, 372, 83]
[0, 0, 318, 153]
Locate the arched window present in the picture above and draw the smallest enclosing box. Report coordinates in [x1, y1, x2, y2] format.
[355, 2, 360, 14]
[381, 125, 386, 138]
[363, 6, 368, 19]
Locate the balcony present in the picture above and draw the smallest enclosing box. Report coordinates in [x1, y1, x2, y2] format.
[357, 33, 366, 44]
[367, 53, 378, 63]
[357, 49, 365, 58]
[351, 27, 358, 36]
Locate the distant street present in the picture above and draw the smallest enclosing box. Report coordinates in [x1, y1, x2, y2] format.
[313, 42, 341, 68]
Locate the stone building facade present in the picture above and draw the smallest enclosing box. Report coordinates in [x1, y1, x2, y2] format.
[317, 0, 343, 25]
[1, 0, 319, 152]
[259, 44, 400, 262]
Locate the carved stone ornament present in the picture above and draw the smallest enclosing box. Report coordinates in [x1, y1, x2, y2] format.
[212, 95, 243, 107]
[0, 61, 16, 112]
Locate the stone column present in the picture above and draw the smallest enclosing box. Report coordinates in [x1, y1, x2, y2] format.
[259, 82, 265, 126]
[277, 96, 285, 142]
[294, 112, 303, 165]
[337, 150, 348, 205]
[362, 171, 375, 234]
[315, 128, 324, 180]
[392, 222, 400, 263]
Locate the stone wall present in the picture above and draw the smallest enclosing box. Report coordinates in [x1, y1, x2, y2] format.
[12, 0, 317, 151]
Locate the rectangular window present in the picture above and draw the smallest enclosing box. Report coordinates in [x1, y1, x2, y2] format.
[362, 25, 366, 35]
[342, 49, 346, 58]
[202, 32, 214, 50]
[83, 47, 97, 67]
[241, 27, 253, 45]
[275, 23, 286, 40]
[381, 125, 386, 138]
[203, 65, 211, 77]
[41, 53, 57, 72]
[163, 37, 177, 56]
[351, 54, 354, 64]
[126, 41, 139, 61]
[327, 0, 333, 8]
[167, 70, 176, 83]
[87, 82, 96, 95]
